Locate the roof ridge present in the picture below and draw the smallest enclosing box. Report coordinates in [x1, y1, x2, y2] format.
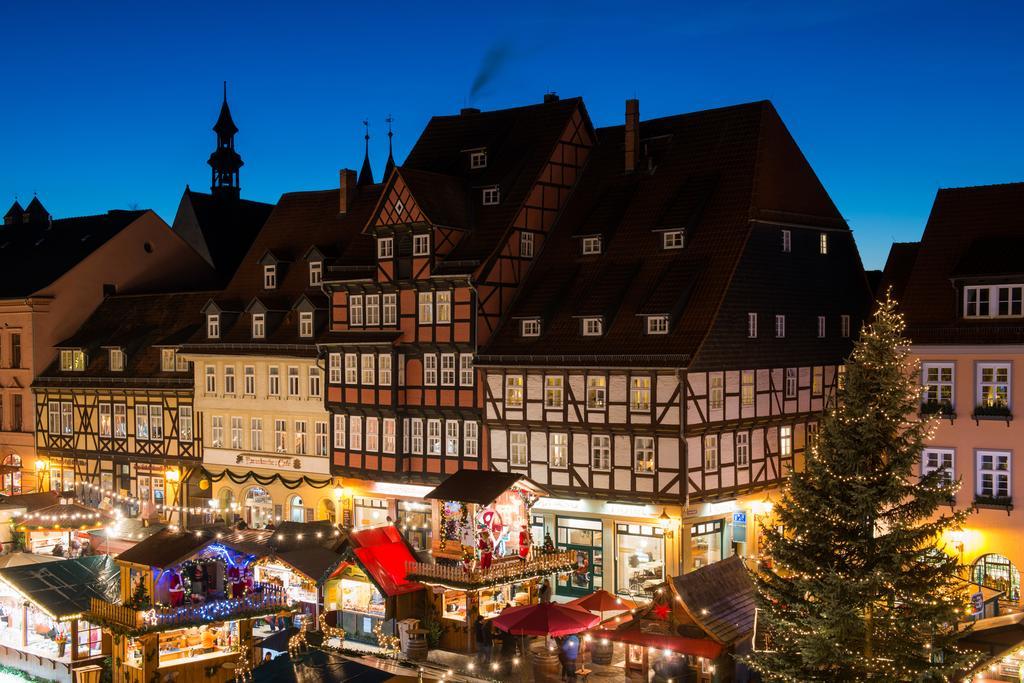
[937, 180, 1024, 192]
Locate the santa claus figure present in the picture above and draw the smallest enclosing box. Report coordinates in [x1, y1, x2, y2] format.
[227, 565, 243, 599]
[518, 525, 532, 561]
[478, 530, 493, 572]
[168, 571, 185, 607]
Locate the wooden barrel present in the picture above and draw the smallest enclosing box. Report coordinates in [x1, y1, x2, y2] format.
[530, 641, 562, 683]
[405, 639, 428, 661]
[590, 637, 613, 665]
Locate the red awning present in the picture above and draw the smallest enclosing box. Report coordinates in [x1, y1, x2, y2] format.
[591, 628, 724, 660]
[349, 526, 423, 597]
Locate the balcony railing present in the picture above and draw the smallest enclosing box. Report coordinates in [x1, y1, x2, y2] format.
[89, 582, 288, 633]
[406, 550, 577, 590]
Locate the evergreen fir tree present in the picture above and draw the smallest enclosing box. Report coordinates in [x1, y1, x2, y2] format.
[126, 580, 151, 610]
[745, 296, 979, 681]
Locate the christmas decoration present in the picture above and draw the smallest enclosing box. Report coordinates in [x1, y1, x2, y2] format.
[439, 501, 466, 552]
[318, 612, 346, 647]
[652, 603, 670, 621]
[511, 486, 540, 510]
[743, 295, 981, 681]
[542, 533, 556, 555]
[125, 579, 151, 610]
[372, 620, 400, 658]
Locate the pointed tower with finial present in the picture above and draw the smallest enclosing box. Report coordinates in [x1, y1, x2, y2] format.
[383, 115, 396, 181]
[358, 119, 374, 187]
[208, 81, 243, 199]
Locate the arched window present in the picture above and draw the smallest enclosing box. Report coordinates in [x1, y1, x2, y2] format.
[243, 487, 274, 529]
[317, 498, 336, 524]
[289, 495, 305, 523]
[2, 454, 21, 495]
[973, 553, 1021, 602]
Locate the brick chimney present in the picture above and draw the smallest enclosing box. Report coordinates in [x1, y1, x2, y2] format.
[339, 169, 357, 214]
[624, 98, 640, 173]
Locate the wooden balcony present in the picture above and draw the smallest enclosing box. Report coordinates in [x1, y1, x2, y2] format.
[406, 550, 577, 590]
[88, 583, 288, 633]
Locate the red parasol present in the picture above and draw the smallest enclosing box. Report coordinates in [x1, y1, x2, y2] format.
[569, 590, 636, 621]
[491, 602, 600, 637]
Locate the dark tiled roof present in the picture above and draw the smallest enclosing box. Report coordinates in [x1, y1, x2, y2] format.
[879, 242, 919, 301]
[116, 526, 269, 569]
[481, 101, 847, 366]
[0, 555, 119, 620]
[424, 470, 527, 505]
[898, 183, 1024, 344]
[34, 291, 215, 387]
[172, 189, 273, 285]
[672, 555, 756, 645]
[0, 209, 149, 298]
[185, 186, 381, 350]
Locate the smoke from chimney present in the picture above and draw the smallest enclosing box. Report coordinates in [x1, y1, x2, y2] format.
[625, 99, 640, 173]
[469, 42, 512, 102]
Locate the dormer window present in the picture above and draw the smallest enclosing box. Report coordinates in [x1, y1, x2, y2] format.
[378, 237, 394, 259]
[646, 316, 669, 335]
[582, 236, 602, 255]
[109, 348, 125, 372]
[207, 314, 220, 339]
[781, 229, 792, 252]
[482, 186, 500, 206]
[252, 313, 265, 339]
[469, 149, 488, 169]
[663, 230, 685, 249]
[965, 285, 1024, 318]
[521, 319, 541, 337]
[160, 348, 177, 372]
[263, 264, 277, 289]
[309, 261, 322, 286]
[819, 233, 829, 255]
[60, 349, 86, 371]
[413, 234, 431, 257]
[299, 311, 314, 338]
[582, 318, 603, 336]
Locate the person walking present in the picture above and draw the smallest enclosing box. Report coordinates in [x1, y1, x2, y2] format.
[475, 617, 493, 661]
[539, 578, 553, 603]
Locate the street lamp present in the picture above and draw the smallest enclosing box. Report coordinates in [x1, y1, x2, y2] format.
[34, 459, 49, 493]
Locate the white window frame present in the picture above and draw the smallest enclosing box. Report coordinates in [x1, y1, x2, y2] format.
[482, 186, 500, 205]
[308, 366, 322, 397]
[440, 353, 456, 386]
[747, 312, 757, 339]
[377, 237, 394, 259]
[704, 434, 719, 470]
[424, 354, 438, 386]
[383, 418, 396, 454]
[364, 417, 378, 452]
[662, 230, 684, 249]
[231, 416, 244, 449]
[819, 232, 828, 255]
[110, 348, 125, 372]
[779, 425, 793, 458]
[418, 292, 433, 325]
[361, 354, 375, 386]
[383, 293, 397, 326]
[509, 431, 528, 467]
[785, 368, 798, 399]
[709, 375, 724, 410]
[444, 420, 459, 456]
[205, 365, 216, 394]
[634, 436, 655, 473]
[736, 432, 749, 467]
[922, 448, 954, 487]
[817, 315, 826, 338]
[211, 415, 224, 447]
[224, 365, 236, 395]
[299, 311, 314, 338]
[582, 318, 603, 336]
[775, 314, 785, 338]
[436, 291, 452, 324]
[521, 231, 534, 258]
[349, 295, 363, 327]
[544, 375, 564, 409]
[287, 366, 300, 397]
[332, 415, 344, 452]
[207, 314, 220, 339]
[345, 354, 358, 384]
[550, 433, 569, 469]
[268, 366, 281, 396]
[160, 348, 176, 372]
[60, 349, 86, 371]
[587, 376, 606, 410]
[630, 376, 651, 412]
[252, 313, 265, 339]
[251, 417, 264, 451]
[781, 229, 791, 253]
[99, 402, 112, 438]
[591, 435, 611, 471]
[464, 421, 478, 458]
[349, 416, 362, 451]
[309, 261, 323, 286]
[964, 285, 1024, 319]
[581, 236, 602, 255]
[365, 295, 380, 326]
[741, 371, 755, 407]
[263, 264, 277, 289]
[379, 354, 392, 386]
[506, 375, 524, 408]
[977, 450, 1011, 499]
[413, 234, 430, 257]
[179, 405, 193, 442]
[977, 362, 1011, 409]
[646, 316, 669, 335]
[922, 362, 954, 408]
[411, 419, 424, 454]
[316, 421, 329, 455]
[459, 354, 474, 386]
[427, 419, 441, 455]
[521, 319, 541, 337]
[329, 354, 342, 384]
[469, 149, 487, 169]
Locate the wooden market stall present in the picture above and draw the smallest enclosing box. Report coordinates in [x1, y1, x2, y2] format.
[0, 555, 118, 681]
[404, 471, 575, 653]
[590, 555, 757, 683]
[86, 526, 290, 683]
[13, 495, 112, 556]
[323, 524, 424, 645]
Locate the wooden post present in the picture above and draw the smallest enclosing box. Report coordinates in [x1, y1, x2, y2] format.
[20, 602, 27, 647]
[70, 619, 79, 662]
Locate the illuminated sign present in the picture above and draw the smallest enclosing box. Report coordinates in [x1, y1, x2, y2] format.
[603, 502, 653, 518]
[533, 497, 584, 512]
[369, 482, 435, 498]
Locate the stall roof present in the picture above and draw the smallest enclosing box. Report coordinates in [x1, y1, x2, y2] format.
[0, 492, 59, 512]
[253, 647, 428, 683]
[591, 625, 724, 660]
[271, 547, 347, 587]
[672, 555, 756, 645]
[0, 555, 119, 621]
[347, 526, 423, 597]
[115, 526, 270, 569]
[424, 470, 541, 506]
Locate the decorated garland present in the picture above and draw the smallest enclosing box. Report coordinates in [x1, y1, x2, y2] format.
[202, 468, 333, 490]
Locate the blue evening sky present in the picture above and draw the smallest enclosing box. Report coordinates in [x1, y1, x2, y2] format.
[1, 1, 1021, 269]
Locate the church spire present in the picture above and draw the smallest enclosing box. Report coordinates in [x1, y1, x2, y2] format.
[357, 119, 374, 187]
[383, 114, 396, 181]
[208, 81, 243, 199]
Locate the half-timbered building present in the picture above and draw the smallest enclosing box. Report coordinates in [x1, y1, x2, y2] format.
[478, 99, 871, 597]
[320, 96, 594, 547]
[181, 164, 381, 530]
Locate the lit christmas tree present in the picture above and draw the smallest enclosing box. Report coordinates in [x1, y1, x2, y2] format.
[745, 295, 979, 681]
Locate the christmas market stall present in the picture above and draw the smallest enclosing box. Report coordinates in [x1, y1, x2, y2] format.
[0, 555, 118, 681]
[589, 555, 756, 683]
[405, 471, 576, 653]
[12, 494, 112, 556]
[322, 524, 424, 646]
[85, 526, 289, 683]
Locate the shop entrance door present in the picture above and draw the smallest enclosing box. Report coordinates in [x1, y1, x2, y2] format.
[558, 545, 596, 597]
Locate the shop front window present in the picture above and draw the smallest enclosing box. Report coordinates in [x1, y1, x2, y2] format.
[341, 578, 385, 616]
[615, 523, 665, 598]
[288, 495, 306, 523]
[555, 516, 603, 597]
[689, 520, 724, 571]
[354, 497, 388, 528]
[2, 454, 21, 495]
[243, 487, 274, 528]
[973, 553, 1021, 602]
[396, 499, 432, 551]
[479, 581, 530, 619]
